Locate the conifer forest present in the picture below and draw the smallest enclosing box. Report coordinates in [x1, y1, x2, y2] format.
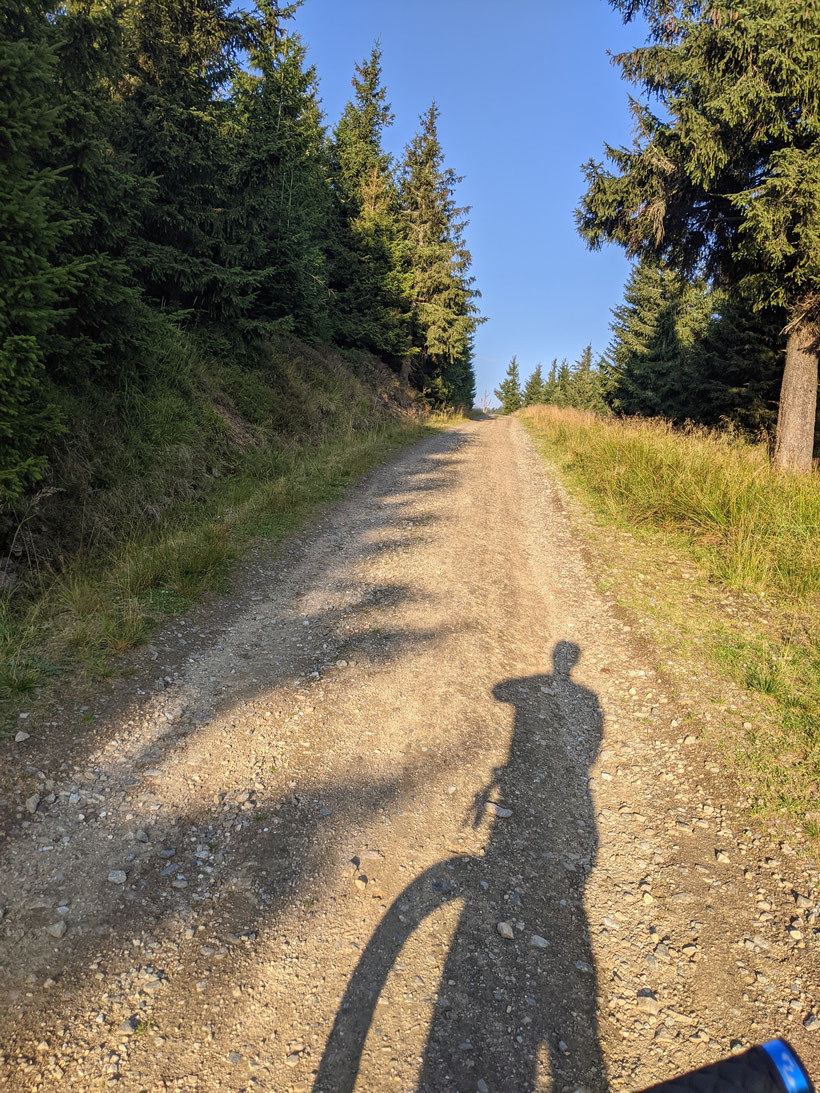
[1, 1, 480, 513]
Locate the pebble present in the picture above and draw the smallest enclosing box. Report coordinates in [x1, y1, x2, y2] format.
[44, 921, 67, 939]
[108, 870, 127, 885]
[804, 1015, 820, 1032]
[484, 803, 512, 818]
[637, 990, 660, 1016]
[530, 934, 550, 949]
[25, 793, 41, 815]
[477, 1082, 489, 1093]
[496, 921, 514, 940]
[15, 731, 30, 743]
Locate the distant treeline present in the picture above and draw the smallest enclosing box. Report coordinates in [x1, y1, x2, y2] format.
[494, 350, 608, 415]
[1, 1, 481, 505]
[496, 262, 786, 434]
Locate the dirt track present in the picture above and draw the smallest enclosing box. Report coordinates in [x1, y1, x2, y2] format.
[1, 416, 818, 1093]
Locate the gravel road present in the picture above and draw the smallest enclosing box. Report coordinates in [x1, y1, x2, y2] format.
[1, 416, 818, 1093]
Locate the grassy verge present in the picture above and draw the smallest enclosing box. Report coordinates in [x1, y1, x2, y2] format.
[0, 335, 441, 731]
[520, 404, 820, 832]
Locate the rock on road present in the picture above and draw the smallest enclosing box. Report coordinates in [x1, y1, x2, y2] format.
[1, 416, 818, 1092]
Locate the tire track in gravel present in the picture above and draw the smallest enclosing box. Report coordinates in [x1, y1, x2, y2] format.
[0, 416, 817, 1093]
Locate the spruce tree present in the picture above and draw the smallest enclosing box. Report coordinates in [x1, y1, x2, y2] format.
[569, 345, 610, 413]
[327, 46, 408, 361]
[116, 0, 249, 323]
[542, 359, 559, 404]
[231, 6, 331, 339]
[47, 1, 158, 382]
[688, 298, 785, 435]
[495, 356, 523, 415]
[607, 259, 711, 420]
[578, 0, 820, 470]
[522, 364, 546, 406]
[399, 103, 481, 405]
[554, 360, 572, 407]
[0, 1, 74, 501]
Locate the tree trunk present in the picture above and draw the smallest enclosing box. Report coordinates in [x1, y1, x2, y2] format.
[773, 320, 818, 473]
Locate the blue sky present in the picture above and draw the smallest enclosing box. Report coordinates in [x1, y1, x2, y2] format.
[291, 0, 647, 401]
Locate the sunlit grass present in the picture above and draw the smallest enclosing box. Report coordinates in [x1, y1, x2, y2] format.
[522, 404, 820, 598]
[521, 404, 820, 828]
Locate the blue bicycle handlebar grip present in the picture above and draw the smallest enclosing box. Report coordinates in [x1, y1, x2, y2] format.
[639, 1040, 813, 1093]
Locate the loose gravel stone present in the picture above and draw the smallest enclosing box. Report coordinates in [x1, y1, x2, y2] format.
[484, 803, 512, 818]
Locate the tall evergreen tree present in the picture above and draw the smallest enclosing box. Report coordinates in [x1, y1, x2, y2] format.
[569, 345, 610, 413]
[542, 359, 559, 403]
[47, 0, 158, 381]
[607, 259, 710, 419]
[0, 1, 75, 500]
[327, 46, 408, 361]
[495, 356, 523, 414]
[554, 359, 572, 407]
[231, 5, 331, 339]
[688, 298, 785, 434]
[116, 0, 250, 322]
[578, 0, 820, 470]
[522, 364, 546, 406]
[399, 103, 481, 405]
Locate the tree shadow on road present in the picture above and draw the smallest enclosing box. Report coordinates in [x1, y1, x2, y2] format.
[0, 431, 472, 1013]
[314, 640, 606, 1093]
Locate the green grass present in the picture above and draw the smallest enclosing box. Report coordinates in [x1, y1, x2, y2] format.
[521, 405, 820, 598]
[521, 404, 820, 829]
[0, 334, 438, 728]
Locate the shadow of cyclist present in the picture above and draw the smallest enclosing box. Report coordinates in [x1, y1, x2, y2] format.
[314, 640, 606, 1092]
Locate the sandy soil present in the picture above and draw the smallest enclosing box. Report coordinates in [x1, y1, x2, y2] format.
[0, 416, 817, 1093]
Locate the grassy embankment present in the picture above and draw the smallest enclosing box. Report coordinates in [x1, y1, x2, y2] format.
[521, 404, 820, 831]
[0, 335, 440, 729]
